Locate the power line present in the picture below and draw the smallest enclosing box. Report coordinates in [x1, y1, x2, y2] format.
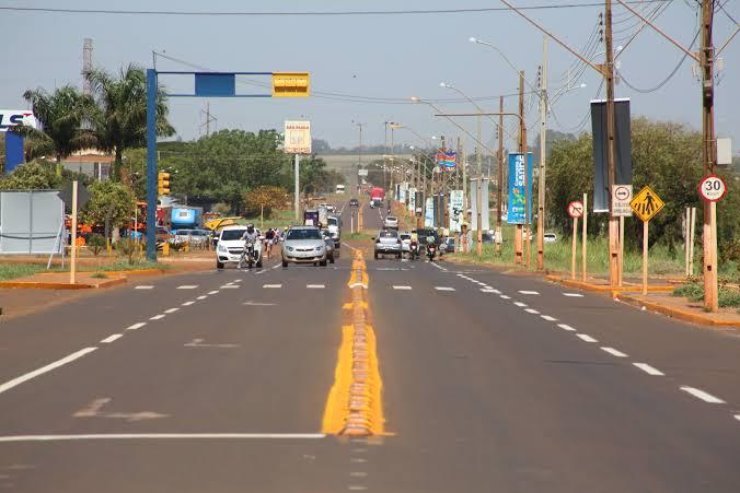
[0, 1, 673, 16]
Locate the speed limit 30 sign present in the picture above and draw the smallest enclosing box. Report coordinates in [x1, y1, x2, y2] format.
[698, 174, 727, 202]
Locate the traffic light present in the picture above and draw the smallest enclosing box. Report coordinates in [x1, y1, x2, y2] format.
[157, 172, 171, 196]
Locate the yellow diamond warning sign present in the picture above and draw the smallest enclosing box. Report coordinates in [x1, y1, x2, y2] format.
[630, 186, 664, 222]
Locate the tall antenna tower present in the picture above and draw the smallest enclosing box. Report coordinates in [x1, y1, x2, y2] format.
[82, 38, 93, 95]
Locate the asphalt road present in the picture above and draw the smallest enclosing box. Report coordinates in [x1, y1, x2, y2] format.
[0, 198, 739, 492]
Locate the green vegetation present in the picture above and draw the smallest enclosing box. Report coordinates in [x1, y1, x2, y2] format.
[672, 282, 740, 308]
[0, 264, 47, 281]
[346, 232, 374, 241]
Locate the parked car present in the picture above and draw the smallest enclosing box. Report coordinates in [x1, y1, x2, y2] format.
[374, 229, 402, 259]
[383, 215, 399, 229]
[544, 232, 558, 243]
[281, 226, 327, 268]
[216, 225, 263, 269]
[171, 228, 210, 248]
[442, 237, 456, 253]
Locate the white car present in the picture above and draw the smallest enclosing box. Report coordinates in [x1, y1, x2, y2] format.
[399, 232, 412, 253]
[544, 233, 558, 243]
[216, 225, 263, 269]
[383, 215, 399, 229]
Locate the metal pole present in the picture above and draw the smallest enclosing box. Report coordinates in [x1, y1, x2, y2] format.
[145, 68, 157, 261]
[70, 180, 78, 284]
[537, 36, 548, 271]
[497, 96, 504, 254]
[582, 192, 588, 281]
[294, 154, 301, 222]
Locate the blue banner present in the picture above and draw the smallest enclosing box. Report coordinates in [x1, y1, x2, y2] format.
[506, 152, 533, 224]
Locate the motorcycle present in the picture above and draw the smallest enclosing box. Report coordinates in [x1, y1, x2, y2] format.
[426, 241, 437, 261]
[238, 240, 259, 269]
[409, 241, 419, 260]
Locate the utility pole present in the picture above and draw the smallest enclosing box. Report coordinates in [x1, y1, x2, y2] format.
[537, 36, 548, 271]
[518, 71, 529, 267]
[475, 107, 484, 256]
[701, 0, 718, 311]
[497, 96, 504, 254]
[605, 0, 620, 288]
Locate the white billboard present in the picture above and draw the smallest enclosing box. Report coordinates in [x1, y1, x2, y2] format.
[284, 120, 312, 154]
[0, 109, 38, 132]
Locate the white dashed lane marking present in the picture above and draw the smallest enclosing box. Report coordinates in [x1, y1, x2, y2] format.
[680, 386, 725, 404]
[540, 315, 557, 322]
[393, 285, 412, 290]
[563, 292, 584, 297]
[149, 314, 166, 321]
[125, 322, 146, 331]
[164, 308, 179, 314]
[500, 294, 511, 300]
[307, 284, 325, 289]
[513, 302, 528, 308]
[197, 295, 208, 300]
[263, 284, 282, 289]
[633, 363, 664, 376]
[524, 308, 540, 315]
[221, 285, 240, 289]
[135, 285, 154, 290]
[181, 301, 195, 306]
[177, 285, 198, 290]
[601, 347, 628, 358]
[434, 287, 455, 292]
[576, 333, 598, 343]
[480, 288, 497, 293]
[558, 323, 577, 332]
[518, 290, 540, 295]
[100, 334, 123, 344]
[208, 290, 219, 295]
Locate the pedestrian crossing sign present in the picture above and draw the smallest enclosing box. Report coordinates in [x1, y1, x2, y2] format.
[630, 185, 664, 222]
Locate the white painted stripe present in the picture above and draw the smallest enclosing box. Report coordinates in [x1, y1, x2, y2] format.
[348, 487, 368, 491]
[500, 294, 511, 300]
[0, 433, 327, 443]
[177, 285, 198, 290]
[513, 301, 528, 307]
[307, 284, 325, 289]
[100, 334, 123, 344]
[234, 279, 243, 283]
[349, 472, 368, 478]
[434, 286, 455, 291]
[0, 347, 97, 395]
[181, 301, 195, 306]
[208, 290, 219, 295]
[633, 363, 664, 376]
[135, 285, 154, 290]
[196, 295, 208, 300]
[601, 347, 628, 358]
[164, 308, 180, 314]
[576, 333, 598, 343]
[518, 290, 540, 295]
[125, 322, 146, 331]
[557, 323, 577, 331]
[480, 288, 497, 293]
[221, 285, 240, 289]
[263, 284, 282, 289]
[393, 285, 412, 290]
[271, 263, 281, 270]
[524, 308, 540, 314]
[734, 415, 740, 422]
[679, 386, 725, 404]
[149, 314, 166, 321]
[563, 292, 584, 297]
[540, 315, 557, 322]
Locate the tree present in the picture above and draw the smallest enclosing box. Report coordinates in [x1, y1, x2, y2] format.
[87, 65, 175, 180]
[21, 86, 97, 171]
[81, 181, 136, 240]
[0, 161, 60, 190]
[244, 186, 288, 228]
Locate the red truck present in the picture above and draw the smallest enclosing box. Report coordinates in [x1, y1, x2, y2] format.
[369, 187, 385, 208]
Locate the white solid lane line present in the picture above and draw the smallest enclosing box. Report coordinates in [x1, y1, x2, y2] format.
[518, 290, 540, 295]
[100, 334, 123, 344]
[557, 323, 577, 331]
[164, 308, 180, 314]
[393, 285, 412, 290]
[177, 285, 198, 290]
[480, 288, 497, 293]
[181, 301, 195, 306]
[0, 433, 327, 443]
[196, 295, 208, 300]
[576, 333, 598, 343]
[263, 284, 282, 289]
[434, 286, 455, 291]
[601, 347, 628, 358]
[633, 363, 665, 376]
[150, 314, 166, 321]
[307, 284, 325, 289]
[125, 322, 146, 331]
[679, 386, 726, 404]
[135, 285, 154, 290]
[513, 302, 528, 307]
[0, 347, 97, 395]
[540, 315, 558, 322]
[524, 308, 540, 315]
[563, 292, 584, 297]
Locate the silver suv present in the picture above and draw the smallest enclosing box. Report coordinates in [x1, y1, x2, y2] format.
[281, 226, 327, 268]
[374, 229, 402, 259]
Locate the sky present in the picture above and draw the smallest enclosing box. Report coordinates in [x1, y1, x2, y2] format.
[1, 0, 737, 152]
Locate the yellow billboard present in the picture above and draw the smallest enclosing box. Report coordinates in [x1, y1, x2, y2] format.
[272, 72, 310, 98]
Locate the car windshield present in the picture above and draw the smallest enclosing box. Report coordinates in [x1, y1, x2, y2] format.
[220, 229, 246, 241]
[287, 229, 322, 240]
[400, 234, 411, 240]
[379, 231, 398, 238]
[328, 217, 338, 226]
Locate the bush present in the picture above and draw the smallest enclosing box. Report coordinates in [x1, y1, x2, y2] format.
[86, 233, 106, 256]
[718, 289, 740, 308]
[673, 282, 740, 308]
[672, 283, 704, 301]
[116, 238, 140, 265]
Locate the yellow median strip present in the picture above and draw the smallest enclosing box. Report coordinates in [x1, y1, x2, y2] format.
[322, 250, 386, 436]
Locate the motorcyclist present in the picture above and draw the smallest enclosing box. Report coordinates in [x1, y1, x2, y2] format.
[409, 230, 419, 259]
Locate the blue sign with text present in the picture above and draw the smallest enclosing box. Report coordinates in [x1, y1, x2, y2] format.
[506, 152, 533, 224]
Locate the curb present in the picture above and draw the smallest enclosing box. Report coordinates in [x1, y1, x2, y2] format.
[545, 275, 674, 294]
[615, 293, 740, 328]
[0, 277, 127, 290]
[105, 269, 169, 278]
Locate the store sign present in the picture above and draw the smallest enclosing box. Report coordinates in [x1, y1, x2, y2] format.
[0, 110, 37, 132]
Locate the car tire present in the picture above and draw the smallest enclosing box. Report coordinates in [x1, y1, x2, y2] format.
[374, 251, 379, 260]
[216, 260, 224, 270]
[320, 259, 327, 267]
[282, 259, 288, 268]
[256, 260, 263, 268]
[329, 255, 335, 264]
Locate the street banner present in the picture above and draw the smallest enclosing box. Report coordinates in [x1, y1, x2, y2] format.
[283, 120, 311, 154]
[408, 187, 417, 212]
[424, 197, 434, 227]
[470, 177, 491, 231]
[506, 152, 533, 225]
[591, 99, 632, 212]
[449, 190, 464, 233]
[435, 149, 457, 169]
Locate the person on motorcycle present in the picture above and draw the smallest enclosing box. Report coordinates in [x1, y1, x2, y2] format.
[409, 231, 419, 259]
[241, 224, 259, 263]
[264, 228, 275, 259]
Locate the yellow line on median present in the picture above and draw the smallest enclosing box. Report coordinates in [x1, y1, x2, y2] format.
[321, 250, 386, 436]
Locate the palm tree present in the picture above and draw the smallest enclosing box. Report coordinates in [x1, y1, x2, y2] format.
[86, 64, 175, 180]
[21, 85, 97, 175]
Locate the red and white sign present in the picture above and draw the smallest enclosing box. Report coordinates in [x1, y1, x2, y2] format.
[698, 174, 727, 202]
[567, 200, 584, 218]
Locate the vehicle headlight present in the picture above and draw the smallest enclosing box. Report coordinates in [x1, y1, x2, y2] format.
[217, 244, 227, 252]
[315, 246, 323, 251]
[286, 246, 294, 252]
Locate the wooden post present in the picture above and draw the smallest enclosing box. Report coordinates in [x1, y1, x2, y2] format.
[642, 219, 649, 295]
[581, 192, 588, 281]
[618, 215, 625, 287]
[689, 207, 696, 277]
[70, 180, 78, 285]
[515, 225, 523, 264]
[684, 207, 690, 277]
[571, 216, 578, 280]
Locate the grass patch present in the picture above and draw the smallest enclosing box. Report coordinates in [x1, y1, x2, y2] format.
[95, 260, 169, 272]
[673, 283, 704, 301]
[672, 282, 740, 308]
[0, 263, 48, 281]
[90, 272, 108, 279]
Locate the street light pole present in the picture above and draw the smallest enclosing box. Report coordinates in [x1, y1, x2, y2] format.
[537, 36, 548, 271]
